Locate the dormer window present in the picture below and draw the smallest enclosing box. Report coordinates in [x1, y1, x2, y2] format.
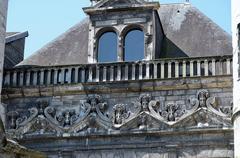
[83, 0, 160, 63]
[97, 31, 118, 63]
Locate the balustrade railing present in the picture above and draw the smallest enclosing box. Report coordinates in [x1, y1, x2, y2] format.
[3, 56, 232, 88]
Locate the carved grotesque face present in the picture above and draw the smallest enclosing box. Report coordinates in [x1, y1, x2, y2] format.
[89, 98, 98, 111]
[115, 106, 124, 124]
[64, 111, 71, 126]
[198, 92, 208, 107]
[141, 97, 149, 111]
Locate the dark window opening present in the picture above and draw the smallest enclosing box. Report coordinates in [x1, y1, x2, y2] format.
[124, 29, 144, 62]
[98, 31, 118, 63]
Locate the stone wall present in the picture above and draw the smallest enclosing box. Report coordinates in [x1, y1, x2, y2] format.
[2, 76, 234, 157]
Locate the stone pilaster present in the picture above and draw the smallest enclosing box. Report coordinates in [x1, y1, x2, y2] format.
[232, 0, 240, 157]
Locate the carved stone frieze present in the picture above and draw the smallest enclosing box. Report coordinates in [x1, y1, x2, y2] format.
[6, 91, 232, 139]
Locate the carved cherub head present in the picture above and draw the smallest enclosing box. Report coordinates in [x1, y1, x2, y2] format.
[197, 90, 209, 107]
[139, 94, 151, 111]
[113, 104, 126, 124]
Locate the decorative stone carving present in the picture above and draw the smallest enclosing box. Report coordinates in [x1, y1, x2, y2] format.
[160, 103, 186, 122]
[134, 94, 160, 113]
[7, 111, 19, 129]
[112, 104, 130, 125]
[197, 89, 209, 107]
[5, 91, 232, 138]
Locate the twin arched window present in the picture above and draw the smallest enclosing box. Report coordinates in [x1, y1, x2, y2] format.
[97, 28, 144, 63]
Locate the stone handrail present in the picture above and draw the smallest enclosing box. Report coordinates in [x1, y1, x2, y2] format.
[2, 56, 232, 88]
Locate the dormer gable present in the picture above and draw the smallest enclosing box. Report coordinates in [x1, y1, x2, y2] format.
[83, 0, 160, 63]
[84, 0, 159, 14]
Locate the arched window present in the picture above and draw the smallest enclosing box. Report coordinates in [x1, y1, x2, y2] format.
[98, 31, 118, 63]
[124, 29, 144, 61]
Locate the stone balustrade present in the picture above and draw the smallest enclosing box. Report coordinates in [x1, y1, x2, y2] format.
[2, 56, 232, 87]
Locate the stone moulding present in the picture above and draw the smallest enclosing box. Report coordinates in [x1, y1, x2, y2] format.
[6, 90, 232, 139]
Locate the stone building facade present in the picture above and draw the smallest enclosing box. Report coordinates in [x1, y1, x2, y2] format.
[1, 0, 235, 157]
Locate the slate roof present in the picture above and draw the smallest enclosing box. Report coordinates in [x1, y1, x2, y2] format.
[18, 3, 232, 67]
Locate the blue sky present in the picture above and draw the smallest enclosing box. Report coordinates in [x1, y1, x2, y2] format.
[6, 0, 231, 58]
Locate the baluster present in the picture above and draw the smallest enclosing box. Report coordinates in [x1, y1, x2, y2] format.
[54, 69, 58, 84]
[4, 71, 10, 86]
[60, 68, 65, 84]
[47, 70, 51, 85]
[117, 65, 121, 81]
[146, 63, 150, 79]
[204, 59, 209, 76]
[154, 63, 158, 79]
[110, 66, 114, 81]
[67, 68, 72, 83]
[81, 68, 86, 82]
[12, 71, 17, 86]
[175, 61, 179, 78]
[212, 59, 216, 76]
[219, 60, 223, 75]
[139, 63, 143, 80]
[96, 66, 100, 82]
[197, 60, 201, 76]
[125, 64, 129, 80]
[182, 61, 186, 77]
[33, 71, 38, 85]
[18, 71, 24, 86]
[168, 62, 172, 78]
[161, 61, 165, 79]
[40, 70, 45, 85]
[88, 66, 93, 82]
[103, 66, 107, 82]
[132, 64, 136, 80]
[227, 59, 231, 75]
[190, 61, 194, 77]
[26, 71, 31, 86]
[74, 67, 79, 83]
